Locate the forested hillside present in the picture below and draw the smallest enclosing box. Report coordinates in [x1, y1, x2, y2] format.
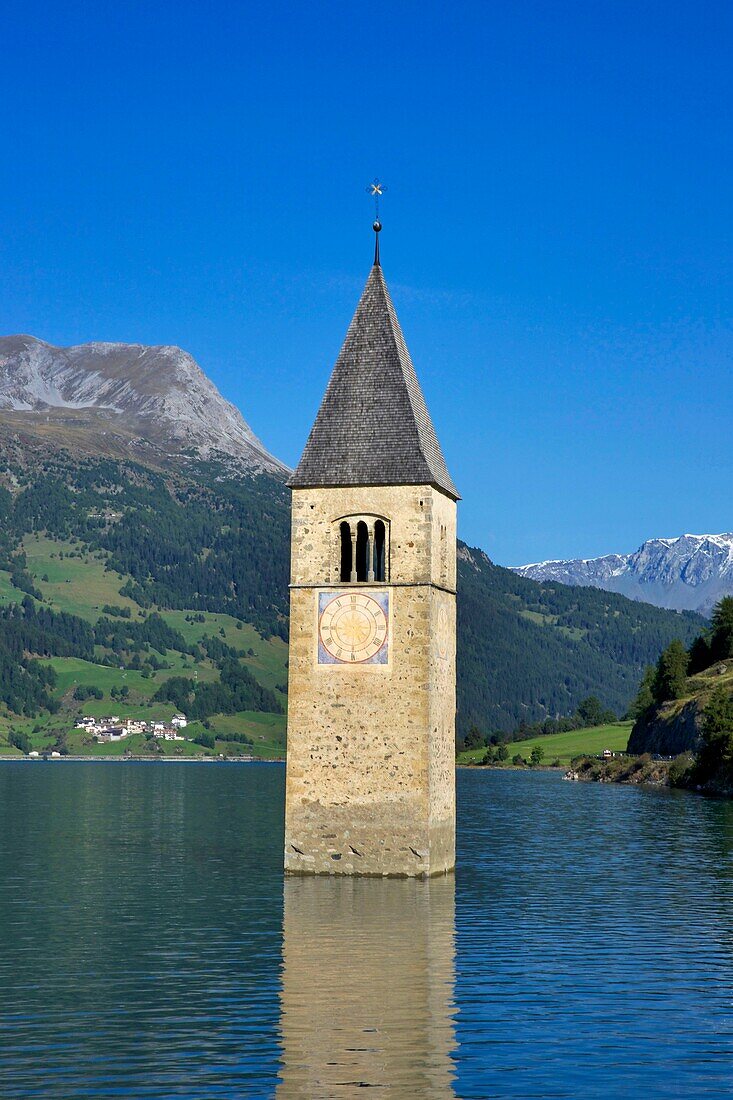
[0, 442, 291, 756]
[457, 545, 705, 734]
[0, 441, 707, 751]
[0, 447, 289, 638]
[627, 598, 733, 772]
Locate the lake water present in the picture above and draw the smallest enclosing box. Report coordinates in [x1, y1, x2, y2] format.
[1, 763, 733, 1098]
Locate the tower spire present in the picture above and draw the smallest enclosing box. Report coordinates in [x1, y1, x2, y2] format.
[288, 258, 459, 500]
[366, 178, 386, 266]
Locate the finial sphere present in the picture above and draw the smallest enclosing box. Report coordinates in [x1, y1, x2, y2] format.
[373, 220, 382, 233]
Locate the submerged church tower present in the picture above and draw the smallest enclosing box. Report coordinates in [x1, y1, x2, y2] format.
[284, 223, 459, 877]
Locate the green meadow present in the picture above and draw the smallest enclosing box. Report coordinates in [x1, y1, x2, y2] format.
[0, 571, 21, 608]
[197, 711, 286, 757]
[8, 538, 291, 692]
[0, 532, 633, 767]
[21, 536, 140, 621]
[159, 610, 288, 698]
[458, 721, 634, 767]
[0, 534, 289, 759]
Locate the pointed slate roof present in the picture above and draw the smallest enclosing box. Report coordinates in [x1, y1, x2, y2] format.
[288, 263, 459, 499]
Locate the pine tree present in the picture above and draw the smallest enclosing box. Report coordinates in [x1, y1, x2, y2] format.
[710, 597, 733, 663]
[688, 633, 712, 675]
[630, 666, 655, 717]
[575, 696, 607, 727]
[696, 685, 733, 780]
[463, 725, 487, 750]
[652, 639, 689, 703]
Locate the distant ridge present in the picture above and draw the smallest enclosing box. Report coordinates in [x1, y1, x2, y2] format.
[513, 533, 733, 615]
[0, 335, 288, 476]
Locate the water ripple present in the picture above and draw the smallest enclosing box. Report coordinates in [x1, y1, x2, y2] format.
[0, 763, 732, 1096]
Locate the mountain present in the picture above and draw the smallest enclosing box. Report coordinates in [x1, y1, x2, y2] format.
[0, 334, 709, 752]
[457, 545, 704, 734]
[513, 533, 733, 616]
[0, 335, 288, 475]
[0, 440, 706, 748]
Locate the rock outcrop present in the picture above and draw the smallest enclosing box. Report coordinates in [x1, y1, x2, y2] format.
[628, 699, 704, 757]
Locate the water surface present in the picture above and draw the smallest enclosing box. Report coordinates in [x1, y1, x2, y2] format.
[1, 762, 732, 1097]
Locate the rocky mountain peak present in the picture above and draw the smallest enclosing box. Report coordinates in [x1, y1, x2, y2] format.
[0, 335, 288, 476]
[513, 533, 733, 615]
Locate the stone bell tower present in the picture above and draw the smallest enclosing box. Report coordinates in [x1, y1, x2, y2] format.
[284, 221, 459, 877]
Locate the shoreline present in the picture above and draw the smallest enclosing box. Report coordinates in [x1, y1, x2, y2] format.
[456, 762, 564, 771]
[0, 754, 284, 764]
[6, 757, 559, 769]
[566, 755, 733, 800]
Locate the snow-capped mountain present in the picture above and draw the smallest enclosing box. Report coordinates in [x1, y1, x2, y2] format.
[0, 335, 288, 475]
[513, 534, 733, 615]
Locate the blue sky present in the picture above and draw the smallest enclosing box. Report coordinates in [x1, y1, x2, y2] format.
[1, 1, 731, 565]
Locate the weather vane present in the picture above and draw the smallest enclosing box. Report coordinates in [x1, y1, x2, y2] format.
[366, 178, 386, 265]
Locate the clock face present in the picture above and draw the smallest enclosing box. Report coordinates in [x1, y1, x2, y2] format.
[318, 590, 389, 665]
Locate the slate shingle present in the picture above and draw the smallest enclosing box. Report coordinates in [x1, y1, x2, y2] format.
[288, 264, 459, 500]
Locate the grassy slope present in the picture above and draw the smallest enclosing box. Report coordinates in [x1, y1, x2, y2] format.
[14, 537, 288, 696]
[626, 661, 733, 758]
[659, 661, 733, 713]
[457, 721, 633, 766]
[0, 571, 21, 607]
[160, 610, 288, 697]
[22, 535, 140, 620]
[0, 536, 288, 759]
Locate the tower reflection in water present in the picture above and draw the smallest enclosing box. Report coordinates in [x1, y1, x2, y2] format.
[277, 875, 456, 1097]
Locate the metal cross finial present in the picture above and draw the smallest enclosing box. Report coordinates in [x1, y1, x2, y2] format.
[366, 178, 386, 265]
[366, 178, 386, 223]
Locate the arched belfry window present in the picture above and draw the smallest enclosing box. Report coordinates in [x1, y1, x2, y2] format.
[374, 521, 386, 582]
[339, 521, 353, 582]
[334, 516, 389, 584]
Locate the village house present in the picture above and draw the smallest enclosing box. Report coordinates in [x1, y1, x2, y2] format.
[152, 726, 186, 741]
[74, 714, 190, 743]
[123, 719, 147, 734]
[96, 727, 127, 742]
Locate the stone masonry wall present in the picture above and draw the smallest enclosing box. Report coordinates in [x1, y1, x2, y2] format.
[285, 484, 457, 877]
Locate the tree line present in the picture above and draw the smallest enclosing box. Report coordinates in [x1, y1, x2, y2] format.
[630, 597, 733, 791]
[631, 597, 733, 715]
[460, 694, 617, 753]
[457, 544, 704, 735]
[0, 455, 291, 640]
